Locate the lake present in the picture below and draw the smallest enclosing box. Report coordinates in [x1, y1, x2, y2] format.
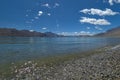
[0, 37, 120, 64]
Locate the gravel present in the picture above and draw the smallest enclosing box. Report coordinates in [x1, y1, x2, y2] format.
[1, 45, 120, 80]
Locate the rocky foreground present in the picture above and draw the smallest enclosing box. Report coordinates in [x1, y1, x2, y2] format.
[2, 45, 120, 80]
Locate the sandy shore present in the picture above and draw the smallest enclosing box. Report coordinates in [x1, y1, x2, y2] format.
[1, 45, 120, 80]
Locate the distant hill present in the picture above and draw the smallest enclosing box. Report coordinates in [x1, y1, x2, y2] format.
[0, 28, 59, 37]
[44, 32, 59, 37]
[95, 26, 120, 37]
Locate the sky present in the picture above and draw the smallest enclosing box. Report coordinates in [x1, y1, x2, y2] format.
[0, 0, 120, 35]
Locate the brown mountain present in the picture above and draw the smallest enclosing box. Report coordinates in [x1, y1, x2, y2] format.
[95, 26, 120, 37]
[0, 28, 59, 37]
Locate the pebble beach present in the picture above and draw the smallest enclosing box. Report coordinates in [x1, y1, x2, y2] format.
[1, 45, 120, 80]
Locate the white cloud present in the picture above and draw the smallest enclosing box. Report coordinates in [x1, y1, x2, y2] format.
[74, 32, 78, 34]
[87, 27, 90, 30]
[109, 0, 113, 5]
[38, 11, 43, 16]
[95, 26, 103, 30]
[58, 31, 93, 36]
[42, 3, 60, 9]
[79, 31, 94, 36]
[54, 3, 60, 8]
[47, 13, 51, 16]
[80, 17, 111, 25]
[108, 0, 120, 5]
[80, 8, 119, 16]
[42, 27, 47, 30]
[29, 30, 34, 32]
[42, 3, 51, 8]
[79, 31, 91, 35]
[35, 17, 39, 19]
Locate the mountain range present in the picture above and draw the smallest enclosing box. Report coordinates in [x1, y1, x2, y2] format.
[0, 26, 120, 37]
[95, 26, 120, 37]
[0, 28, 59, 37]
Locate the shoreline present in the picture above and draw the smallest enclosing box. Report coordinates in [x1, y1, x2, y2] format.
[0, 44, 120, 79]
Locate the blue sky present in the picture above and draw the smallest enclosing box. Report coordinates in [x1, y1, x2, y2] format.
[0, 0, 120, 35]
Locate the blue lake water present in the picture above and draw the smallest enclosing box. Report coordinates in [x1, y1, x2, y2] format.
[0, 37, 120, 64]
